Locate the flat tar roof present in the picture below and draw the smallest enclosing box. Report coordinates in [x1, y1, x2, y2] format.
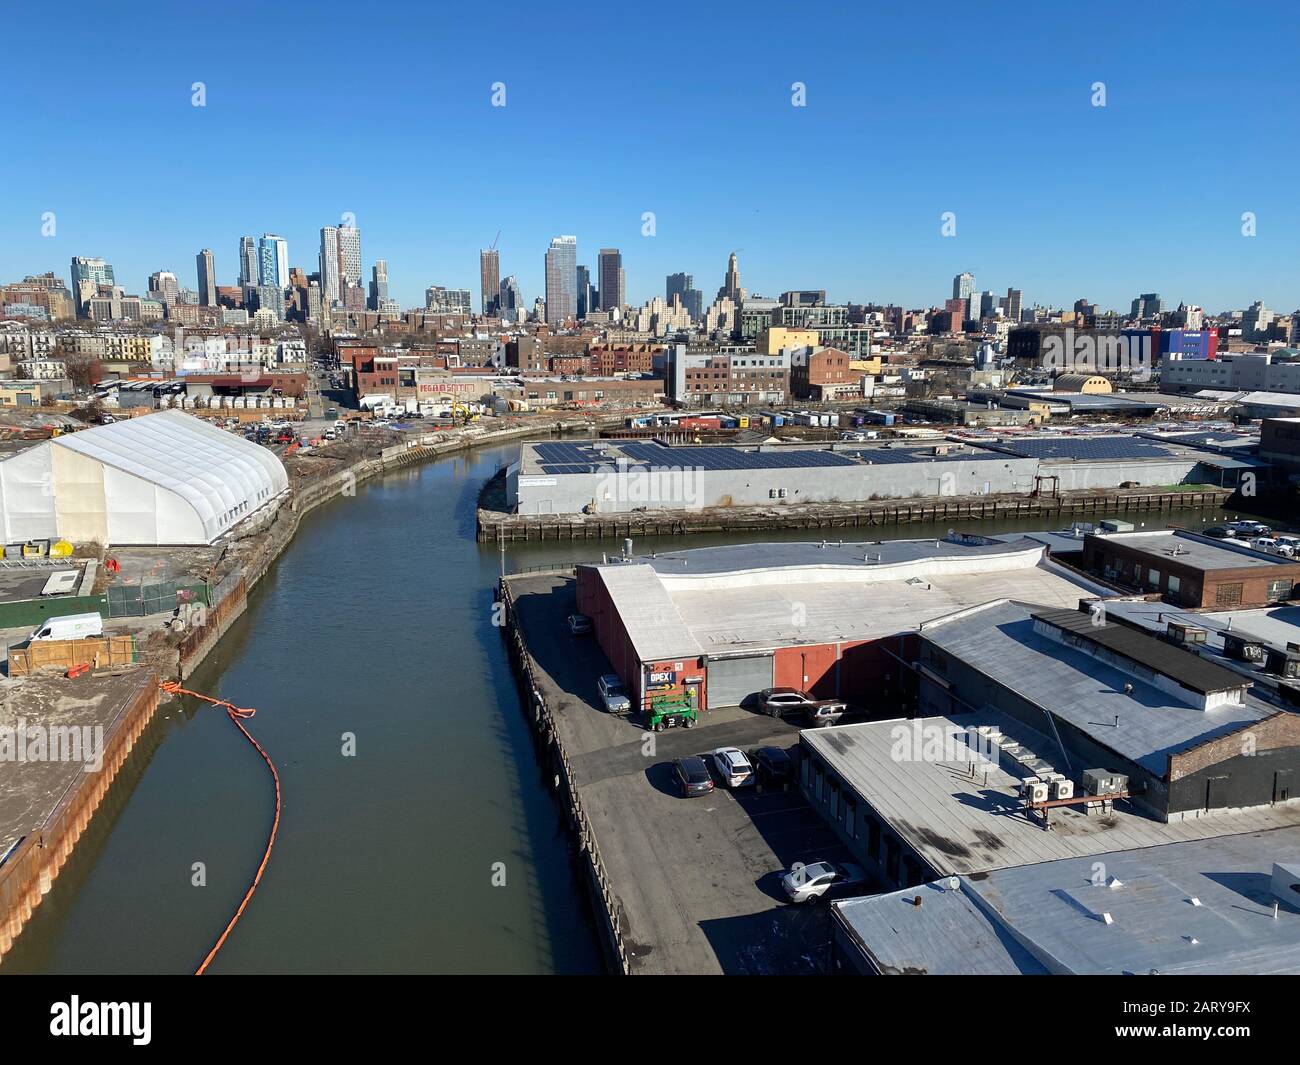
[919, 600, 1273, 774]
[834, 829, 1300, 975]
[802, 710, 1300, 877]
[1090, 528, 1296, 571]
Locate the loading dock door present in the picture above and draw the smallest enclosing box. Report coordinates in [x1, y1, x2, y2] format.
[706, 654, 774, 709]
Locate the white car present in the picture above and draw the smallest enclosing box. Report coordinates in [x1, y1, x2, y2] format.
[780, 860, 868, 904]
[711, 747, 754, 788]
[597, 674, 631, 715]
[1251, 537, 1291, 557]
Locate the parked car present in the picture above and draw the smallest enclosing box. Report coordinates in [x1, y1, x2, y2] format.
[1275, 535, 1300, 555]
[597, 673, 631, 715]
[1202, 526, 1236, 540]
[711, 747, 754, 788]
[672, 756, 715, 798]
[1228, 520, 1272, 537]
[1251, 536, 1290, 556]
[750, 746, 795, 788]
[567, 613, 592, 636]
[779, 860, 868, 904]
[758, 687, 846, 725]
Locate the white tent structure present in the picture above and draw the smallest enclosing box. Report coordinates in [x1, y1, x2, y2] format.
[0, 411, 289, 545]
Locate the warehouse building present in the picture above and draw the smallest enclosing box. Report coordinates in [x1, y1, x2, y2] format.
[910, 600, 1300, 818]
[829, 830, 1300, 974]
[794, 605, 1300, 906]
[574, 536, 1108, 714]
[1082, 528, 1300, 608]
[509, 433, 1256, 515]
[1091, 596, 1300, 708]
[0, 410, 288, 545]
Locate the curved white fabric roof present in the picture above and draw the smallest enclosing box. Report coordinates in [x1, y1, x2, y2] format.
[53, 411, 288, 542]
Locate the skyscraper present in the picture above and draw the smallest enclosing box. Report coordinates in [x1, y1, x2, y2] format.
[598, 248, 623, 310]
[319, 227, 341, 305]
[499, 275, 523, 321]
[717, 252, 743, 304]
[667, 272, 703, 323]
[70, 256, 114, 316]
[238, 237, 258, 287]
[148, 270, 180, 307]
[369, 261, 389, 311]
[337, 225, 361, 289]
[479, 248, 500, 316]
[196, 249, 216, 306]
[575, 265, 592, 318]
[952, 271, 975, 303]
[545, 236, 577, 326]
[1005, 288, 1023, 322]
[258, 234, 289, 290]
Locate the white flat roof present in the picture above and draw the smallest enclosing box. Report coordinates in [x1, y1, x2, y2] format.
[589, 538, 1103, 660]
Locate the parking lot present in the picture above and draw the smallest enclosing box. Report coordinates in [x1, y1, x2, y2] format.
[508, 574, 863, 974]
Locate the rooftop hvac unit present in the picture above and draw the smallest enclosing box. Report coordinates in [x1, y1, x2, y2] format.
[1026, 781, 1050, 804]
[1168, 621, 1208, 645]
[1052, 778, 1075, 801]
[1224, 633, 1267, 663]
[1019, 776, 1040, 796]
[1082, 769, 1128, 796]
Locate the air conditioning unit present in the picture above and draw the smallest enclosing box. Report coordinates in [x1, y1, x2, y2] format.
[1224, 633, 1267, 663]
[1026, 781, 1050, 804]
[1168, 621, 1208, 645]
[1082, 769, 1128, 796]
[1052, 778, 1075, 801]
[1019, 776, 1040, 796]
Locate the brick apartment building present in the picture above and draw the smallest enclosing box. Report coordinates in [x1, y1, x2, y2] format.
[791, 346, 855, 400]
[665, 344, 788, 406]
[505, 336, 547, 372]
[589, 344, 658, 376]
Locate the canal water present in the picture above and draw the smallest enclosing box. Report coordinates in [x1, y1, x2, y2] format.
[0, 441, 1237, 974]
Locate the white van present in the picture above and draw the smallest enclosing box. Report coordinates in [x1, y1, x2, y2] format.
[28, 612, 104, 642]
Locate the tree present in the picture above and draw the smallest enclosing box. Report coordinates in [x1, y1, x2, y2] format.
[63, 354, 103, 391]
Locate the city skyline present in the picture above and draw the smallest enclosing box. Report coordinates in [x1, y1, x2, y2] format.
[2, 1, 1299, 313]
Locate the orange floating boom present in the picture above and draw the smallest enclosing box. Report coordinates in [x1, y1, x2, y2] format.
[159, 680, 281, 976]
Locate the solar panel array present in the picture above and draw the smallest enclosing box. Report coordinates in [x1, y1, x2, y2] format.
[995, 437, 1177, 461]
[841, 447, 1010, 465]
[1154, 431, 1255, 448]
[532, 435, 1191, 474]
[533, 441, 610, 474]
[618, 441, 859, 471]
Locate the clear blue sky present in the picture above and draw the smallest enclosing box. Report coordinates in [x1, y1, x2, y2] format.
[3, 0, 1298, 313]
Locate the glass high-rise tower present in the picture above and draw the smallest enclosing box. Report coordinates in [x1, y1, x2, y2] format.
[545, 236, 577, 326]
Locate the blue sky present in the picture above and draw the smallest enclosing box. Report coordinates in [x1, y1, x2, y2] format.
[3, 1, 1298, 313]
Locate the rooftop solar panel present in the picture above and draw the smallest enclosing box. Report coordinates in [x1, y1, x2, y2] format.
[994, 437, 1177, 461]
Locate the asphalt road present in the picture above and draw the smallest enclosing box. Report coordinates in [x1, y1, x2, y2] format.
[509, 574, 858, 974]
